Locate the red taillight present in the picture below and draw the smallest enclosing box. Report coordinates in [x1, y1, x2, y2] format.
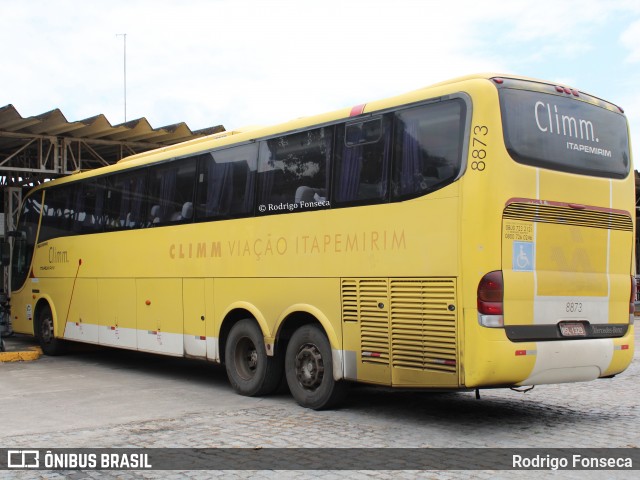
[477, 271, 504, 315]
[630, 276, 637, 314]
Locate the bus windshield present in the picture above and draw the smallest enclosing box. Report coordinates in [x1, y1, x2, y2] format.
[499, 87, 630, 179]
[11, 193, 42, 291]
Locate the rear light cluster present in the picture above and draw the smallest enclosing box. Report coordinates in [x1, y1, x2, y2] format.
[477, 272, 637, 327]
[477, 271, 504, 328]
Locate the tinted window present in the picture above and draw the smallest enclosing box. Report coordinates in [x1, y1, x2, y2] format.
[85, 180, 108, 233]
[334, 116, 391, 204]
[500, 89, 630, 178]
[257, 127, 332, 214]
[148, 159, 196, 225]
[104, 170, 148, 230]
[392, 100, 466, 199]
[67, 180, 106, 235]
[30, 181, 106, 241]
[40, 185, 76, 241]
[345, 119, 383, 146]
[195, 144, 257, 219]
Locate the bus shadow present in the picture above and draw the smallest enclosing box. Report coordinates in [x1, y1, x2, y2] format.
[340, 384, 624, 431]
[65, 342, 232, 389]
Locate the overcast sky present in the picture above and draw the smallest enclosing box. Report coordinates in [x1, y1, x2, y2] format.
[2, 0, 640, 156]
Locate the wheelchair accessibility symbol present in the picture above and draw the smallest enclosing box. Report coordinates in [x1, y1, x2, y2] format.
[513, 241, 534, 272]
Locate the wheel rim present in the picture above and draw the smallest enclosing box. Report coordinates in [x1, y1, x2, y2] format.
[294, 342, 324, 391]
[234, 336, 258, 380]
[41, 314, 54, 344]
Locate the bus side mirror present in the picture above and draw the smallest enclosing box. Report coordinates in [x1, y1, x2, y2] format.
[0, 239, 10, 267]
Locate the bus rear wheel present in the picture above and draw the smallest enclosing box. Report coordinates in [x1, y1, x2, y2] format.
[224, 319, 282, 396]
[285, 324, 347, 410]
[34, 304, 66, 356]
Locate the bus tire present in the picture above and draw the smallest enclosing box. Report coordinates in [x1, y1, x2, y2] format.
[225, 319, 282, 396]
[34, 304, 66, 356]
[285, 324, 347, 410]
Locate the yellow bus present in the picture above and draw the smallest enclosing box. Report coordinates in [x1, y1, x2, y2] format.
[4, 74, 635, 409]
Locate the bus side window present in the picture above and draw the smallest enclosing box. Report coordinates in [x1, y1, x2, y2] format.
[92, 179, 108, 231]
[392, 99, 466, 199]
[195, 144, 257, 220]
[40, 186, 75, 242]
[257, 127, 332, 214]
[334, 116, 391, 204]
[103, 171, 148, 230]
[148, 159, 197, 225]
[71, 181, 104, 234]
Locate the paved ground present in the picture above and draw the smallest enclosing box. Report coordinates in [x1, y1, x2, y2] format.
[0, 333, 638, 479]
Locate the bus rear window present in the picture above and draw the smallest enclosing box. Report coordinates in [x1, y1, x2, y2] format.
[499, 89, 630, 179]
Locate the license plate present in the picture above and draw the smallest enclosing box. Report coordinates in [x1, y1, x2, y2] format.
[559, 322, 587, 337]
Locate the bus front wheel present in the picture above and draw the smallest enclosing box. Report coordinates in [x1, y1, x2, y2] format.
[285, 324, 347, 410]
[34, 304, 66, 356]
[224, 319, 282, 396]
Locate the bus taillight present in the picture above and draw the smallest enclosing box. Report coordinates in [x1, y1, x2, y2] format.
[477, 270, 504, 328]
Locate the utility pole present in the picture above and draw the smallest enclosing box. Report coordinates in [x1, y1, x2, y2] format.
[116, 33, 127, 122]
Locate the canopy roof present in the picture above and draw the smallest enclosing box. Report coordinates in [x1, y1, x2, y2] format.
[0, 104, 224, 186]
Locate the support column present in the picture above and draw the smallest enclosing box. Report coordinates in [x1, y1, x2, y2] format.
[3, 187, 22, 294]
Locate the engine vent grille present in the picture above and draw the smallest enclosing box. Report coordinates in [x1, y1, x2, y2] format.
[390, 279, 457, 373]
[342, 278, 457, 373]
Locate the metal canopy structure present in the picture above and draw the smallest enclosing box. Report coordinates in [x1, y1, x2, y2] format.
[0, 104, 224, 187]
